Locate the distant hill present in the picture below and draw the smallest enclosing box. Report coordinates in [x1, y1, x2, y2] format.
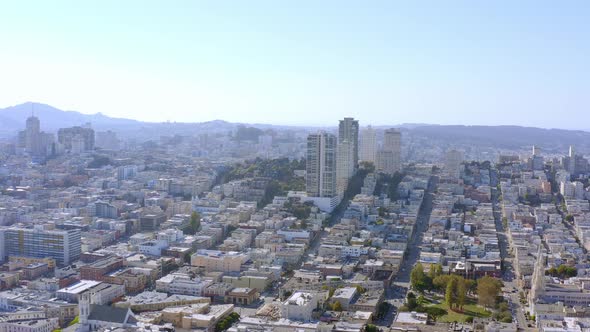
[1, 102, 589, 153]
[409, 125, 590, 152]
[0, 102, 141, 133]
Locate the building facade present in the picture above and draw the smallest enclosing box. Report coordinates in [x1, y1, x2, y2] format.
[1, 227, 81, 266]
[377, 129, 401, 175]
[359, 125, 377, 164]
[306, 132, 337, 198]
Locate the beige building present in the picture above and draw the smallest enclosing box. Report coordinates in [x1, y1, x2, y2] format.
[114, 291, 210, 312]
[190, 250, 249, 273]
[162, 303, 234, 330]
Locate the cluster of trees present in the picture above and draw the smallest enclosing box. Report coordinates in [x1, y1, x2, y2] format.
[215, 312, 240, 332]
[440, 275, 472, 310]
[88, 155, 111, 168]
[476, 275, 504, 308]
[283, 200, 313, 220]
[219, 158, 306, 208]
[183, 211, 201, 235]
[493, 301, 513, 323]
[410, 263, 444, 292]
[373, 172, 404, 200]
[329, 301, 343, 311]
[410, 264, 504, 310]
[329, 167, 372, 224]
[404, 292, 447, 321]
[365, 324, 379, 332]
[223, 157, 305, 183]
[546, 264, 577, 279]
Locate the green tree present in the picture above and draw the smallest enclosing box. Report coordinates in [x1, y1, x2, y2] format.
[406, 292, 418, 310]
[477, 276, 503, 308]
[445, 277, 458, 309]
[546, 267, 558, 276]
[331, 301, 343, 311]
[425, 307, 447, 321]
[410, 263, 430, 292]
[186, 211, 201, 234]
[365, 324, 379, 332]
[464, 279, 477, 295]
[456, 278, 467, 310]
[565, 266, 577, 278]
[429, 263, 443, 280]
[433, 275, 451, 292]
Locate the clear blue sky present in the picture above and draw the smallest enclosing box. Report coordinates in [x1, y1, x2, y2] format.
[1, 1, 589, 128]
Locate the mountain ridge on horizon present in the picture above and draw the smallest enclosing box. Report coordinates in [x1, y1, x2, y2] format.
[2, 102, 590, 153]
[1, 102, 589, 133]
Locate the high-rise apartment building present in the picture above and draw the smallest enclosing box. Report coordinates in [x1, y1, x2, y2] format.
[25, 115, 42, 155]
[444, 149, 464, 178]
[338, 118, 359, 169]
[0, 226, 81, 266]
[359, 125, 377, 164]
[58, 126, 95, 152]
[336, 139, 354, 195]
[306, 132, 337, 198]
[95, 130, 121, 150]
[377, 129, 402, 175]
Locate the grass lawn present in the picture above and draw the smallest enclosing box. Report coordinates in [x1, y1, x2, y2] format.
[429, 300, 491, 323]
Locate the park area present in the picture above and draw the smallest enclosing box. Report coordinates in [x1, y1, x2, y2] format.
[400, 263, 512, 323]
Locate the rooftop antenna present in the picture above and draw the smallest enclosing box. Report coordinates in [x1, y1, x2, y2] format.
[31, 102, 34, 117]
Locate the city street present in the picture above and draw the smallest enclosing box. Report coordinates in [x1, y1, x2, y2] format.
[385, 175, 438, 320]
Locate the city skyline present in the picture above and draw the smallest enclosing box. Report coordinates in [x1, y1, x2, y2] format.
[1, 1, 590, 128]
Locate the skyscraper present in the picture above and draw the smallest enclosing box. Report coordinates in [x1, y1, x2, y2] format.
[338, 118, 359, 170]
[336, 139, 354, 195]
[359, 125, 377, 164]
[377, 129, 402, 175]
[25, 115, 42, 156]
[444, 149, 464, 178]
[306, 132, 337, 198]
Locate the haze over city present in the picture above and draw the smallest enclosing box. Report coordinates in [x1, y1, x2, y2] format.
[1, 1, 589, 128]
[2, 2, 590, 332]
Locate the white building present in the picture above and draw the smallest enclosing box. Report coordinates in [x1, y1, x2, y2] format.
[280, 292, 319, 322]
[0, 318, 59, 332]
[445, 149, 464, 178]
[359, 125, 377, 164]
[377, 129, 401, 175]
[156, 273, 213, 296]
[138, 240, 168, 257]
[336, 139, 355, 196]
[306, 132, 337, 198]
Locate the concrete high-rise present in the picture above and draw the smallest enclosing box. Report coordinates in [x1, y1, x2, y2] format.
[306, 132, 337, 198]
[1, 226, 81, 266]
[336, 139, 354, 195]
[444, 149, 464, 178]
[377, 129, 401, 175]
[58, 126, 95, 152]
[25, 115, 42, 156]
[359, 125, 377, 165]
[338, 118, 359, 170]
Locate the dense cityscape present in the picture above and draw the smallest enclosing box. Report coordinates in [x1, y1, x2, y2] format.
[0, 108, 589, 332]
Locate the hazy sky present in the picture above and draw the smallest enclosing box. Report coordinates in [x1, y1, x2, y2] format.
[1, 1, 589, 128]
